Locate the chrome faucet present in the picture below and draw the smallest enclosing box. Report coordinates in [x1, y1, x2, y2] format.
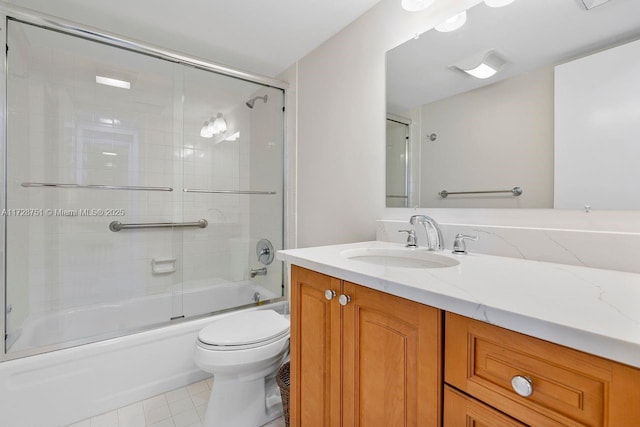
[250, 267, 267, 278]
[398, 229, 418, 248]
[409, 214, 444, 251]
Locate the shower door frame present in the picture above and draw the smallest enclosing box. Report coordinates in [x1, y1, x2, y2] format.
[0, 2, 289, 362]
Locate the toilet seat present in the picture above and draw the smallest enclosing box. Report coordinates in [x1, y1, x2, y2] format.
[197, 309, 290, 351]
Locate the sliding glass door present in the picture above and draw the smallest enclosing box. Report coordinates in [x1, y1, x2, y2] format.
[3, 19, 284, 357]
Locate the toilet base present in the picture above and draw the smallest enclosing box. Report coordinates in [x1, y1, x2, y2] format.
[202, 374, 283, 427]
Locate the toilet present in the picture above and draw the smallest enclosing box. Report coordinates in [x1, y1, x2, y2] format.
[194, 309, 290, 427]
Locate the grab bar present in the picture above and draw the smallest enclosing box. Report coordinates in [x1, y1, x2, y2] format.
[109, 219, 208, 232]
[22, 182, 173, 192]
[439, 186, 522, 198]
[183, 188, 276, 195]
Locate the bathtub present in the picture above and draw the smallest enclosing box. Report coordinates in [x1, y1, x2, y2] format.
[0, 281, 287, 427]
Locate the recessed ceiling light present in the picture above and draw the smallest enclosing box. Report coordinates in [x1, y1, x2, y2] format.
[401, 0, 435, 12]
[462, 63, 498, 79]
[435, 11, 467, 32]
[96, 76, 130, 90]
[451, 49, 507, 79]
[102, 151, 117, 156]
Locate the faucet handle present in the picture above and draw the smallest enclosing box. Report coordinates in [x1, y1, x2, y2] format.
[452, 234, 478, 255]
[398, 230, 417, 248]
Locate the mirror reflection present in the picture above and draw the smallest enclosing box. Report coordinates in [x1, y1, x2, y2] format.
[386, 0, 640, 209]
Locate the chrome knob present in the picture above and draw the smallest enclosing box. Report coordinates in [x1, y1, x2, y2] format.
[324, 290, 336, 301]
[338, 294, 351, 306]
[511, 375, 533, 397]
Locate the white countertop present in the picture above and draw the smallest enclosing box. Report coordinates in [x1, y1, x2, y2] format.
[277, 241, 640, 368]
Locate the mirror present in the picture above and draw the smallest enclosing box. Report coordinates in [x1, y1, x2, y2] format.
[386, 0, 640, 209]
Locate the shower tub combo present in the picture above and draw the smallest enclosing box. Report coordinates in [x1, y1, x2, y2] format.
[0, 4, 288, 427]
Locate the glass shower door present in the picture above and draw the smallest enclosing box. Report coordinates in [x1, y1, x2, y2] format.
[4, 20, 184, 355]
[180, 66, 284, 318]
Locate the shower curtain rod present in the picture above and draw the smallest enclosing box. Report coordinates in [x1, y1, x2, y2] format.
[0, 1, 288, 90]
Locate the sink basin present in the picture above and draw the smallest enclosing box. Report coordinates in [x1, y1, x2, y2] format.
[340, 248, 459, 269]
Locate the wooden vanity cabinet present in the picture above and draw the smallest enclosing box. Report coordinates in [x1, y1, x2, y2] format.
[290, 265, 640, 427]
[290, 266, 443, 426]
[444, 312, 640, 426]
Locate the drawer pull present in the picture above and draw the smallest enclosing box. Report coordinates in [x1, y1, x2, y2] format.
[511, 375, 533, 397]
[339, 294, 351, 306]
[325, 289, 337, 300]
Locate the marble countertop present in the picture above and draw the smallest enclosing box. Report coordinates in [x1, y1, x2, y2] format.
[277, 241, 640, 368]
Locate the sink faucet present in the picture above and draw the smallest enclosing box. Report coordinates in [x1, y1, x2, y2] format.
[409, 214, 444, 251]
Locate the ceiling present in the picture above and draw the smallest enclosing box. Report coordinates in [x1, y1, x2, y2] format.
[387, 0, 640, 113]
[6, 0, 382, 77]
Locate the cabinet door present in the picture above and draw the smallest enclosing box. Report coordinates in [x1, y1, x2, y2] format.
[341, 282, 442, 426]
[290, 266, 341, 426]
[444, 386, 527, 427]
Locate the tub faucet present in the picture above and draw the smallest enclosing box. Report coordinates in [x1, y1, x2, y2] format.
[250, 267, 267, 278]
[409, 214, 444, 251]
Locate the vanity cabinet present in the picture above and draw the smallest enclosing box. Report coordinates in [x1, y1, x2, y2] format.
[289, 264, 640, 427]
[445, 312, 640, 426]
[290, 266, 443, 426]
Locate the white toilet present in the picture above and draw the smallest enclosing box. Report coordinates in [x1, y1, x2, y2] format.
[194, 309, 290, 427]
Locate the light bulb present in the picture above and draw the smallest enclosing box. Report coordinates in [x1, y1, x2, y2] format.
[200, 121, 213, 138]
[212, 113, 227, 134]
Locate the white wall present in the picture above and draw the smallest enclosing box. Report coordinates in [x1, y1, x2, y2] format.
[295, 0, 640, 248]
[296, 0, 482, 247]
[417, 66, 554, 209]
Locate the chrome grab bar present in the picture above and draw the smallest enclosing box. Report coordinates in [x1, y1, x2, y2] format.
[109, 219, 208, 232]
[439, 186, 522, 198]
[22, 182, 173, 192]
[183, 188, 276, 195]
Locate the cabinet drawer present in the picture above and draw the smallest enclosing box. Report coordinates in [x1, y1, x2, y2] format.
[444, 385, 527, 427]
[445, 313, 640, 426]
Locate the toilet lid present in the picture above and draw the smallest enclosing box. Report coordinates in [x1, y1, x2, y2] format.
[198, 310, 290, 347]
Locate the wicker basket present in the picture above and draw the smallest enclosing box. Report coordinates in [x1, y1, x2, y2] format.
[276, 362, 291, 427]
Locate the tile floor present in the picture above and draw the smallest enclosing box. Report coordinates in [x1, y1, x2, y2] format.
[68, 377, 286, 427]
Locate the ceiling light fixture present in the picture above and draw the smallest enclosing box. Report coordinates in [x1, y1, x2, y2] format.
[401, 0, 435, 12]
[207, 113, 227, 135]
[200, 120, 213, 138]
[484, 0, 516, 7]
[95, 76, 130, 89]
[435, 11, 467, 32]
[451, 49, 507, 79]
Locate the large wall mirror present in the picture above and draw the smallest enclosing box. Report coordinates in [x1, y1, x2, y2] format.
[386, 0, 640, 209]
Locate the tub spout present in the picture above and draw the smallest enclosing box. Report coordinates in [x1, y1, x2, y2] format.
[250, 267, 267, 278]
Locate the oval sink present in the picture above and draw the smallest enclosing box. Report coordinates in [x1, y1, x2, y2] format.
[340, 248, 459, 269]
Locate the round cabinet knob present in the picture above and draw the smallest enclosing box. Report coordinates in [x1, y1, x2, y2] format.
[338, 294, 351, 306]
[511, 375, 533, 398]
[324, 290, 336, 301]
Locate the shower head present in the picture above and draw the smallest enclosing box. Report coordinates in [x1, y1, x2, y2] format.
[245, 94, 268, 109]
